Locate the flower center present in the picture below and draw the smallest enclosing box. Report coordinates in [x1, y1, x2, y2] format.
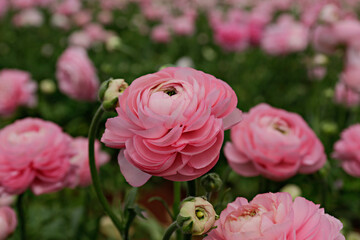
[164, 87, 177, 96]
[272, 122, 289, 134]
[196, 209, 205, 220]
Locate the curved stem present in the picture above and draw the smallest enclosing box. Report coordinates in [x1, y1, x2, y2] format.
[162, 222, 179, 240]
[16, 193, 26, 240]
[173, 182, 181, 240]
[88, 106, 123, 234]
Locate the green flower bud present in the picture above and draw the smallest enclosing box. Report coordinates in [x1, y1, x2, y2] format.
[176, 197, 217, 236]
[99, 78, 128, 111]
[200, 173, 222, 193]
[280, 184, 302, 200]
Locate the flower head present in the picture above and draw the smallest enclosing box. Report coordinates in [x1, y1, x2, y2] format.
[101, 67, 241, 187]
[177, 197, 217, 236]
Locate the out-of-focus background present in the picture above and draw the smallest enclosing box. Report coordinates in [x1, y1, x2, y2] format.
[1, 0, 360, 239]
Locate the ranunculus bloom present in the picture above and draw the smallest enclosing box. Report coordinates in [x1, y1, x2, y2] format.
[224, 103, 326, 181]
[12, 8, 44, 27]
[214, 22, 249, 52]
[68, 137, 109, 187]
[205, 192, 345, 240]
[0, 0, 8, 18]
[0, 69, 37, 117]
[261, 15, 309, 55]
[333, 124, 360, 177]
[0, 206, 17, 240]
[0, 189, 15, 207]
[55, 0, 81, 16]
[334, 82, 360, 107]
[341, 66, 360, 93]
[56, 47, 99, 101]
[151, 25, 171, 43]
[0, 118, 74, 195]
[171, 16, 195, 36]
[101, 67, 241, 187]
[312, 25, 339, 54]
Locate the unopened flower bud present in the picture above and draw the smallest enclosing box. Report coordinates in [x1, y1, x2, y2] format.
[200, 173, 222, 193]
[176, 197, 217, 236]
[280, 184, 302, 200]
[99, 78, 128, 111]
[106, 36, 122, 52]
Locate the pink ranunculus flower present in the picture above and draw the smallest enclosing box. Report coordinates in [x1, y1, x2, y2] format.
[333, 124, 360, 177]
[171, 16, 195, 36]
[56, 47, 99, 101]
[205, 192, 345, 240]
[292, 197, 345, 240]
[101, 67, 242, 187]
[205, 192, 295, 239]
[151, 25, 171, 43]
[73, 10, 92, 27]
[214, 22, 249, 52]
[0, 188, 15, 207]
[68, 31, 92, 49]
[55, 0, 81, 16]
[0, 118, 74, 195]
[0, 0, 9, 18]
[84, 23, 107, 42]
[341, 66, 360, 93]
[312, 25, 339, 54]
[224, 103, 326, 181]
[333, 19, 360, 45]
[68, 137, 109, 187]
[0, 206, 17, 240]
[12, 8, 44, 27]
[0, 69, 37, 117]
[261, 15, 309, 55]
[334, 81, 360, 107]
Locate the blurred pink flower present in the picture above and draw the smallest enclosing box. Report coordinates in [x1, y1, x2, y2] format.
[0, 0, 9, 18]
[101, 67, 241, 187]
[312, 25, 339, 54]
[51, 14, 70, 29]
[68, 31, 92, 48]
[261, 15, 309, 55]
[13, 8, 44, 27]
[151, 25, 171, 43]
[68, 137, 109, 187]
[11, 0, 36, 9]
[84, 23, 107, 42]
[97, 11, 113, 25]
[341, 66, 360, 93]
[225, 103, 326, 181]
[56, 47, 99, 101]
[0, 69, 37, 117]
[55, 0, 81, 16]
[333, 19, 360, 45]
[0, 118, 74, 195]
[0, 206, 17, 240]
[205, 192, 344, 240]
[333, 124, 360, 177]
[334, 82, 360, 107]
[73, 10, 92, 26]
[171, 16, 195, 36]
[0, 189, 14, 207]
[214, 22, 249, 52]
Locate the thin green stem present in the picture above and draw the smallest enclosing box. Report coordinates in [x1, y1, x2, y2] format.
[187, 180, 196, 197]
[173, 182, 181, 216]
[88, 106, 123, 234]
[16, 193, 26, 240]
[162, 222, 179, 240]
[173, 182, 181, 240]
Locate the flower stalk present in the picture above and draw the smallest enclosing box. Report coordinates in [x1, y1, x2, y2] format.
[88, 106, 123, 234]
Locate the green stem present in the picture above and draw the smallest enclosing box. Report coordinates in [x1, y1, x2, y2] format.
[173, 182, 181, 216]
[123, 209, 136, 240]
[88, 106, 123, 234]
[173, 182, 181, 240]
[162, 222, 179, 240]
[187, 180, 196, 197]
[16, 193, 26, 240]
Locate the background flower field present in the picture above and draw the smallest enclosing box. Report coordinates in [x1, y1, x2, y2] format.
[1, 0, 360, 239]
